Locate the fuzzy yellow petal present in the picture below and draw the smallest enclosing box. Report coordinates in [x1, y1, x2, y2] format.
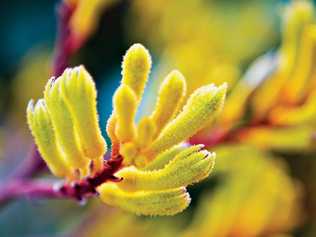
[60, 66, 106, 159]
[151, 70, 187, 135]
[121, 43, 152, 99]
[97, 183, 190, 216]
[44, 77, 89, 175]
[146, 83, 227, 157]
[27, 99, 73, 178]
[116, 145, 215, 192]
[113, 85, 137, 143]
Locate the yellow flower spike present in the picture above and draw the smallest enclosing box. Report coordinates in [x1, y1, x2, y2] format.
[121, 43, 152, 99]
[135, 117, 156, 148]
[44, 77, 89, 176]
[113, 85, 138, 143]
[283, 25, 316, 103]
[252, 0, 314, 119]
[281, 0, 314, 73]
[146, 83, 227, 158]
[150, 70, 187, 136]
[60, 66, 106, 172]
[27, 99, 73, 179]
[97, 183, 190, 216]
[116, 145, 215, 192]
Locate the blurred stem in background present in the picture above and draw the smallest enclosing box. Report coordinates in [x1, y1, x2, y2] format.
[9, 1, 77, 183]
[0, 1, 75, 207]
[0, 0, 119, 206]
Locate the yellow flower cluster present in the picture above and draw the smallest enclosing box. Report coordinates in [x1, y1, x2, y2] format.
[27, 66, 106, 179]
[129, 0, 277, 97]
[99, 44, 226, 215]
[252, 0, 316, 123]
[26, 43, 227, 216]
[217, 0, 316, 152]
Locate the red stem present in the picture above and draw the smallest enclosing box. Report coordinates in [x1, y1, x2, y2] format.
[0, 180, 64, 206]
[11, 144, 46, 179]
[12, 1, 79, 180]
[52, 2, 77, 77]
[1, 1, 93, 207]
[0, 156, 123, 206]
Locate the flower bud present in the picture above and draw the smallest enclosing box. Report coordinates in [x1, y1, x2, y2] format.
[121, 43, 152, 99]
[113, 85, 138, 143]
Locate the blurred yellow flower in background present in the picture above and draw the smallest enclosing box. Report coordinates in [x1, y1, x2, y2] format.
[128, 0, 278, 96]
[233, 0, 316, 152]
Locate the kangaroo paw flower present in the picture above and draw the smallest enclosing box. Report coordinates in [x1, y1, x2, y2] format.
[26, 43, 227, 216]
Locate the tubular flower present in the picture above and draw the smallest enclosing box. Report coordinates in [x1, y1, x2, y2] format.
[27, 43, 227, 216]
